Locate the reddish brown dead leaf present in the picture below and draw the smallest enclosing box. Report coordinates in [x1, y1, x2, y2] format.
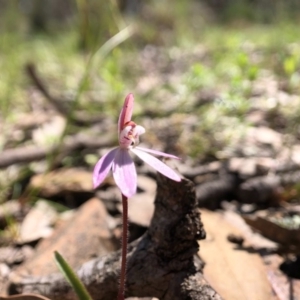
[199, 209, 274, 300]
[0, 294, 50, 300]
[11, 198, 117, 279]
[222, 211, 300, 299]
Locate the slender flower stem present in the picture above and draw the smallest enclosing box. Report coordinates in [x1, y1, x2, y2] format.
[118, 193, 128, 300]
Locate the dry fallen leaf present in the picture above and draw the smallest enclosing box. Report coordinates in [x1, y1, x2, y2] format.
[11, 198, 117, 278]
[0, 294, 50, 300]
[243, 211, 300, 248]
[223, 210, 278, 250]
[19, 200, 57, 243]
[264, 254, 300, 300]
[199, 209, 274, 300]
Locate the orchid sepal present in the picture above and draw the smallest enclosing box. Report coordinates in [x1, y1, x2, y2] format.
[130, 148, 181, 182]
[134, 146, 181, 160]
[118, 93, 134, 134]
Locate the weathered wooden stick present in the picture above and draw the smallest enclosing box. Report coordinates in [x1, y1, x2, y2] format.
[9, 175, 222, 300]
[25, 63, 104, 126]
[0, 133, 114, 169]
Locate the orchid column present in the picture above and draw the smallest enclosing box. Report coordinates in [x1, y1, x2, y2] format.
[93, 93, 181, 300]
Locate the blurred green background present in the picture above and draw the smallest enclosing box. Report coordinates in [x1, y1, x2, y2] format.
[1, 0, 300, 164]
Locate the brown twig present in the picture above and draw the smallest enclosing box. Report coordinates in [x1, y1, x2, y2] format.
[25, 63, 104, 126]
[25, 63, 69, 116]
[0, 133, 115, 169]
[9, 175, 222, 300]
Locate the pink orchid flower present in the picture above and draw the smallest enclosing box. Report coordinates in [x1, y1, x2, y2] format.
[93, 93, 181, 198]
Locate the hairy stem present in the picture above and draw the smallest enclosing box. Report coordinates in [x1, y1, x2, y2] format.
[118, 194, 128, 300]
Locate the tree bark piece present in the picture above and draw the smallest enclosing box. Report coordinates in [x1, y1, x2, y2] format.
[9, 175, 222, 300]
[196, 174, 239, 209]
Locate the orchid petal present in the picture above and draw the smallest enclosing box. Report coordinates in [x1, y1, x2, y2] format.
[131, 148, 181, 182]
[93, 148, 118, 188]
[113, 149, 137, 198]
[118, 93, 134, 134]
[134, 146, 180, 160]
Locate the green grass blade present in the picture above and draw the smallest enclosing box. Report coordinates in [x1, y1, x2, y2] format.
[90, 25, 135, 74]
[54, 251, 92, 300]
